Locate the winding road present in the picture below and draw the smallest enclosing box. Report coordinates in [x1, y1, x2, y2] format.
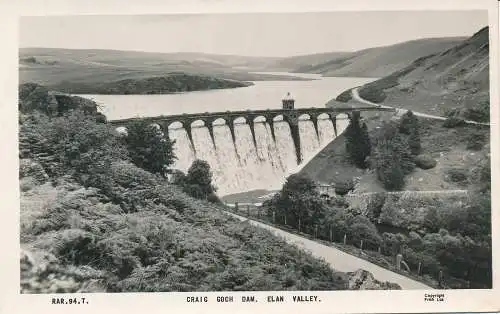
[351, 87, 490, 126]
[225, 211, 432, 290]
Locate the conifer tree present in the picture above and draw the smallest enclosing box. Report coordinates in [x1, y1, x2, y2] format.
[344, 111, 371, 168]
[392, 133, 415, 174]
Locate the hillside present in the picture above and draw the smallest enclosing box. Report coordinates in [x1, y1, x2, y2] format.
[19, 48, 309, 87]
[49, 73, 252, 95]
[272, 37, 465, 77]
[19, 83, 400, 293]
[347, 27, 489, 121]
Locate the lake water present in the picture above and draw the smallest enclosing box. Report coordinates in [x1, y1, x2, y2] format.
[78, 72, 376, 120]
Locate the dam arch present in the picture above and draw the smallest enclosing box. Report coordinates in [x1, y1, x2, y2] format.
[109, 106, 394, 194]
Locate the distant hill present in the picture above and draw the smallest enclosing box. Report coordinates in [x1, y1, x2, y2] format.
[271, 37, 465, 78]
[19, 48, 309, 87]
[50, 73, 252, 95]
[349, 26, 489, 121]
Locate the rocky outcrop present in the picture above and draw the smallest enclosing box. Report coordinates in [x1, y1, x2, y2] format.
[20, 249, 106, 294]
[347, 269, 402, 290]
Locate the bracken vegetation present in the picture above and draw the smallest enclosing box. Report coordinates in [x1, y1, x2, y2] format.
[19, 83, 353, 293]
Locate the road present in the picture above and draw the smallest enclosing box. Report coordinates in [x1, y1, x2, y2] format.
[224, 211, 432, 290]
[346, 190, 469, 197]
[351, 87, 490, 126]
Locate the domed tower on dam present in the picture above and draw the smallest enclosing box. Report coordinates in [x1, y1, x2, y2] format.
[282, 92, 295, 110]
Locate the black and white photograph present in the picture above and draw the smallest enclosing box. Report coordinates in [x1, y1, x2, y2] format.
[4, 0, 499, 313]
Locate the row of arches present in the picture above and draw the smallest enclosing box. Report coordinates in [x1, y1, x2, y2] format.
[115, 112, 350, 165]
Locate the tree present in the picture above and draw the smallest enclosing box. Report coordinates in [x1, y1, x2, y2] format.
[183, 159, 218, 202]
[399, 111, 421, 155]
[123, 120, 176, 176]
[272, 174, 324, 231]
[344, 111, 371, 168]
[391, 134, 415, 174]
[399, 110, 418, 135]
[373, 140, 405, 191]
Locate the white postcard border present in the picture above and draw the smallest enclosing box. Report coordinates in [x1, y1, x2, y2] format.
[0, 0, 498, 313]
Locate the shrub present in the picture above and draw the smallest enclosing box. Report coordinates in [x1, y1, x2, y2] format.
[366, 193, 386, 221]
[358, 86, 386, 103]
[399, 111, 418, 135]
[182, 160, 218, 202]
[443, 117, 466, 128]
[463, 101, 490, 122]
[335, 179, 355, 196]
[335, 89, 352, 102]
[445, 168, 468, 184]
[465, 130, 486, 151]
[347, 216, 382, 249]
[408, 130, 421, 156]
[414, 154, 437, 169]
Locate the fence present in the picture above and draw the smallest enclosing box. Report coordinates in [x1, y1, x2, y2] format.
[224, 203, 473, 289]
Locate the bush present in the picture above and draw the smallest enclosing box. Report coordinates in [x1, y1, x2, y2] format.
[335, 179, 355, 196]
[366, 193, 386, 221]
[443, 117, 466, 128]
[414, 154, 437, 169]
[465, 130, 486, 151]
[358, 86, 387, 103]
[463, 101, 489, 122]
[335, 89, 352, 102]
[399, 111, 418, 135]
[347, 216, 382, 249]
[182, 160, 218, 202]
[445, 168, 468, 184]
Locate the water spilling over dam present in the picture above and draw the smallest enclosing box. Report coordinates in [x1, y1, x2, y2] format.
[168, 115, 348, 196]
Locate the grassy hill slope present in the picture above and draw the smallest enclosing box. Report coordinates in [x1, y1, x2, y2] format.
[350, 27, 489, 120]
[272, 37, 464, 78]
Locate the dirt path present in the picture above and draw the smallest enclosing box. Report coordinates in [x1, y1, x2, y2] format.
[224, 211, 433, 290]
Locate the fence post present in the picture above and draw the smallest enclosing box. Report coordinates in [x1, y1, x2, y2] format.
[273, 210, 276, 224]
[438, 270, 444, 288]
[378, 246, 381, 254]
[343, 234, 347, 245]
[360, 240, 364, 251]
[329, 226, 333, 242]
[298, 218, 301, 233]
[418, 262, 422, 276]
[284, 214, 287, 225]
[235, 202, 239, 212]
[315, 225, 318, 238]
[396, 254, 402, 271]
